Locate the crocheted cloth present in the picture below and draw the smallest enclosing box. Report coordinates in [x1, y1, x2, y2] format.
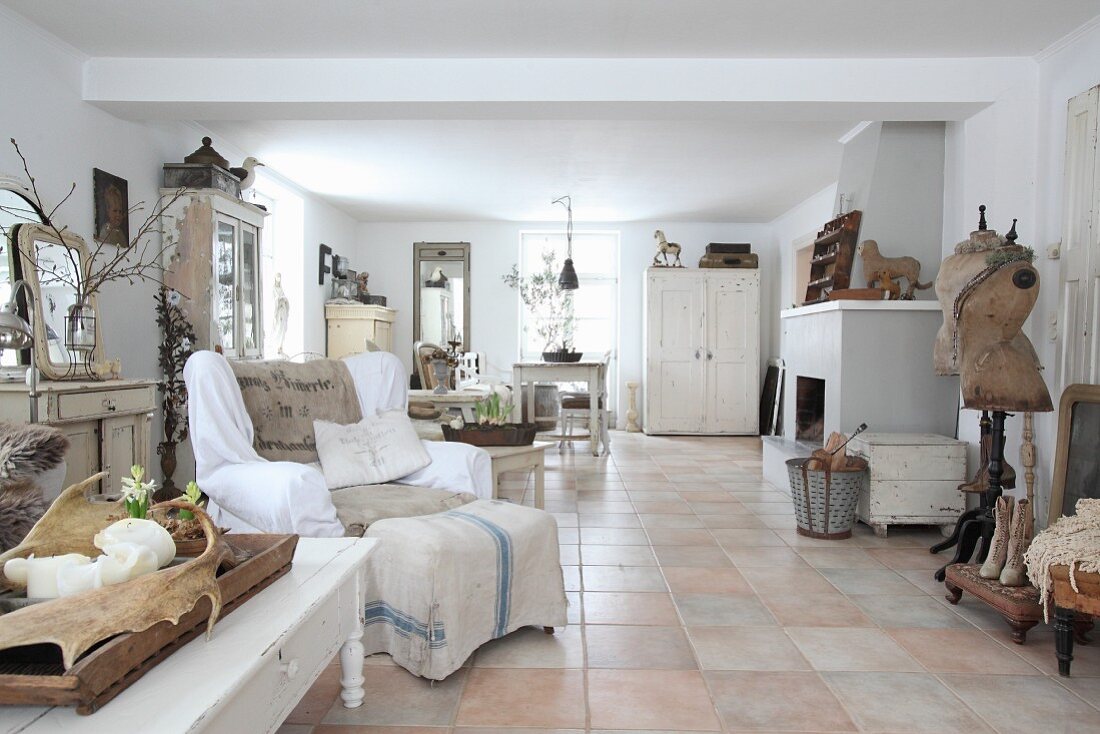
[1024, 498, 1100, 621]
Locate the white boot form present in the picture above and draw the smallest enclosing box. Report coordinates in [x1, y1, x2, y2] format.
[980, 495, 1014, 580]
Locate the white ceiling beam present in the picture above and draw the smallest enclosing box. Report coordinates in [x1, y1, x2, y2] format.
[83, 57, 1034, 121]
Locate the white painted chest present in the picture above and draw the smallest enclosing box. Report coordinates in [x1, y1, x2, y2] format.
[848, 432, 967, 537]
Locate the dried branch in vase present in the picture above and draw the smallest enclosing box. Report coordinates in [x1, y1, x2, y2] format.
[0, 138, 186, 303]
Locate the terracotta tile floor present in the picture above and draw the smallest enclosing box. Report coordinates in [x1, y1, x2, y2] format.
[281, 432, 1100, 734]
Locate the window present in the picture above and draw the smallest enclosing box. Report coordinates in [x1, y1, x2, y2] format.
[517, 230, 620, 405]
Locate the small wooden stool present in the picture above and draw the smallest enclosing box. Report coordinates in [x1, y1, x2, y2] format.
[944, 563, 1044, 643]
[1050, 564, 1099, 676]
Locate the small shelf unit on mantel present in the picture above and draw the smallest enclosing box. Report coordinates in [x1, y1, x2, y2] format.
[803, 209, 862, 305]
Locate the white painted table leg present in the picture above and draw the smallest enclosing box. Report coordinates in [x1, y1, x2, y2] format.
[491, 462, 502, 500]
[534, 457, 545, 509]
[512, 369, 523, 423]
[527, 371, 537, 430]
[588, 367, 599, 456]
[339, 627, 366, 708]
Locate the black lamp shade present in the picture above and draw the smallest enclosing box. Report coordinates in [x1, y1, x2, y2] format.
[558, 258, 579, 290]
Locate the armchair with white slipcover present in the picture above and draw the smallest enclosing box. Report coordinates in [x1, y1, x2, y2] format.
[183, 350, 492, 537]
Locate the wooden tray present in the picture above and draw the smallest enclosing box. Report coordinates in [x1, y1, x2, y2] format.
[442, 423, 538, 446]
[0, 533, 298, 714]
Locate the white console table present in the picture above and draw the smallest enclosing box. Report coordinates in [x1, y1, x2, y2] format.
[0, 537, 377, 734]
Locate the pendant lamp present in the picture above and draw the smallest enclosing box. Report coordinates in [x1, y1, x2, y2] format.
[552, 195, 579, 290]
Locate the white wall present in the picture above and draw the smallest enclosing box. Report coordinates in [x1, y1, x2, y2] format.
[0, 7, 358, 483]
[832, 122, 947, 290]
[1029, 19, 1100, 521]
[356, 220, 772, 426]
[773, 182, 839, 310]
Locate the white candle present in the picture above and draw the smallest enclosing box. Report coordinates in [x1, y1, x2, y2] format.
[4, 554, 91, 599]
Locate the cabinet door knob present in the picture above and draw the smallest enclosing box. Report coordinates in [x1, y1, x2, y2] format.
[694, 348, 701, 360]
[102, 398, 117, 411]
[280, 658, 300, 680]
[707, 350, 714, 360]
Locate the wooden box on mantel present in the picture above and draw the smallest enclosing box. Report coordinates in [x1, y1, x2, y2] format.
[848, 432, 967, 537]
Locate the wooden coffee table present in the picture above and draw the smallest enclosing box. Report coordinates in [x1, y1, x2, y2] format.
[484, 442, 553, 510]
[0, 537, 377, 733]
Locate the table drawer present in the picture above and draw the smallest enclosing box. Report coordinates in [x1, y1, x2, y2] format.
[56, 386, 156, 421]
[201, 592, 342, 732]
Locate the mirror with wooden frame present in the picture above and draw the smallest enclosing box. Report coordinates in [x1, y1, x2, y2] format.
[1048, 383, 1100, 525]
[413, 242, 471, 352]
[15, 223, 105, 380]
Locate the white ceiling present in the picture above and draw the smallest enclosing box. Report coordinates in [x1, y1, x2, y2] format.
[202, 119, 851, 222]
[6, 0, 1097, 59]
[9, 1, 1095, 223]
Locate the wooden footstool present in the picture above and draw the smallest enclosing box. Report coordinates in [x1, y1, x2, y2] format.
[944, 563, 1043, 643]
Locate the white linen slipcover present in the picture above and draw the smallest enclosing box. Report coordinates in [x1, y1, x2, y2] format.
[363, 498, 568, 679]
[184, 350, 492, 536]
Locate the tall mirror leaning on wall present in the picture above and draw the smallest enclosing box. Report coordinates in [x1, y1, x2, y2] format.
[0, 179, 46, 378]
[413, 242, 471, 352]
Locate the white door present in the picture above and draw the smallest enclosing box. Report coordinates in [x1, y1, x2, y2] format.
[705, 273, 760, 434]
[646, 272, 705, 432]
[1058, 86, 1100, 388]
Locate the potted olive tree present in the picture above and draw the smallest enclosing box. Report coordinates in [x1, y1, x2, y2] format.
[503, 250, 580, 362]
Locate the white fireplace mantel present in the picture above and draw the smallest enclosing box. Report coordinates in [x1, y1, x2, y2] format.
[780, 299, 944, 319]
[763, 297, 960, 488]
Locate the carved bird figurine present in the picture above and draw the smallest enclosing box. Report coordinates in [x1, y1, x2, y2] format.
[229, 157, 265, 191]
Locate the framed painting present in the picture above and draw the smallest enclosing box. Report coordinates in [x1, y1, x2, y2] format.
[93, 168, 129, 247]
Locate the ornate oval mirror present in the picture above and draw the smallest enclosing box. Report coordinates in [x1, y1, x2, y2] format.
[15, 223, 104, 380]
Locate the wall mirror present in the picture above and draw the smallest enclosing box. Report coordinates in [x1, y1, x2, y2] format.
[0, 179, 45, 373]
[1048, 383, 1100, 525]
[15, 223, 104, 380]
[413, 242, 471, 352]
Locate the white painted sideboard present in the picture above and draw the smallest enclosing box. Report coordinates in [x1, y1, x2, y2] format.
[642, 268, 760, 435]
[325, 303, 397, 358]
[0, 537, 378, 734]
[0, 378, 156, 498]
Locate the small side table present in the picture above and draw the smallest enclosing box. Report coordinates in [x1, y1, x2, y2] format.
[484, 442, 552, 510]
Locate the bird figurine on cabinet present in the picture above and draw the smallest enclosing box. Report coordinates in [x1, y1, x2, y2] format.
[229, 157, 265, 191]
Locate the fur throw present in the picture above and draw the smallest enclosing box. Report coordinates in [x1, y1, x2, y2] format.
[0, 480, 46, 552]
[0, 422, 69, 480]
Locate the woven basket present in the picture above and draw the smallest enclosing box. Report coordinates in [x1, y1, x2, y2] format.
[786, 458, 867, 539]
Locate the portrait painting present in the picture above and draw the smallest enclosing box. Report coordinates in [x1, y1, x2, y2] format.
[93, 168, 129, 247]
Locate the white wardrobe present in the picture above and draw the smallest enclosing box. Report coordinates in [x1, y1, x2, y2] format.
[643, 268, 760, 434]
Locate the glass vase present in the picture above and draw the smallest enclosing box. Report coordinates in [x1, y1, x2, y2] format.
[65, 302, 97, 352]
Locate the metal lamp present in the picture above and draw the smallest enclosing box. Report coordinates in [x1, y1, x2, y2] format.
[0, 280, 38, 422]
[552, 195, 579, 290]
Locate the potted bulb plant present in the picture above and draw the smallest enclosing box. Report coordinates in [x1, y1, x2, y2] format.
[441, 390, 538, 446]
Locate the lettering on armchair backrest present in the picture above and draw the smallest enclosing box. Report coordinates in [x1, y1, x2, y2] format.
[228, 359, 363, 463]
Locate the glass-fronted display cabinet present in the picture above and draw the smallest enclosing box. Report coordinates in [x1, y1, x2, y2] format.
[162, 188, 266, 360]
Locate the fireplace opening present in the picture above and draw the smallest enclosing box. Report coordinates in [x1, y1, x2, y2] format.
[796, 377, 825, 442]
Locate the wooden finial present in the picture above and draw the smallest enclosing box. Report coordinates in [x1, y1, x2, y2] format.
[978, 205, 987, 231]
[1006, 218, 1018, 243]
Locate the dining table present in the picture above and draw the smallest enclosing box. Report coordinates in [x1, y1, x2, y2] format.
[511, 359, 605, 456]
